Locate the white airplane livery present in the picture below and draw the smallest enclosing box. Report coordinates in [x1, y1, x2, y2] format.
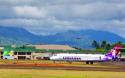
[50, 45, 122, 64]
[50, 54, 105, 64]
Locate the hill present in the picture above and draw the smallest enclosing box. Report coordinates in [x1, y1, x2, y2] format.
[0, 26, 42, 45]
[42, 30, 125, 48]
[0, 26, 125, 48]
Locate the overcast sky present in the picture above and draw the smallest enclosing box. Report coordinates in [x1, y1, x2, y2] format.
[0, 0, 125, 37]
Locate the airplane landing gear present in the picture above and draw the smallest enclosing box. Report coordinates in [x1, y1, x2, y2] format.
[86, 61, 89, 64]
[86, 61, 94, 64]
[90, 61, 93, 64]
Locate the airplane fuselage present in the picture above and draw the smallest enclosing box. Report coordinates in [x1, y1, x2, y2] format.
[50, 54, 107, 63]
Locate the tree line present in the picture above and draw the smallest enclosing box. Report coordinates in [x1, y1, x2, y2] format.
[92, 40, 123, 52]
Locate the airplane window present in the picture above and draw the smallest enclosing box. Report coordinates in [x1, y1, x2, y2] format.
[67, 57, 69, 59]
[76, 58, 78, 60]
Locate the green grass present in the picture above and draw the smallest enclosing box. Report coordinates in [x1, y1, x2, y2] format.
[0, 69, 124, 78]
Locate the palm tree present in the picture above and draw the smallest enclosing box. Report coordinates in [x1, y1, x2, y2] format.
[117, 41, 122, 45]
[92, 40, 99, 48]
[106, 43, 111, 50]
[101, 40, 107, 48]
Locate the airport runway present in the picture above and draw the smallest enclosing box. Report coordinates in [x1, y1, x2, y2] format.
[0, 62, 125, 72]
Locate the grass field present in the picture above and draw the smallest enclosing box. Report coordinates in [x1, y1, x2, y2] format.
[0, 60, 124, 78]
[0, 69, 124, 78]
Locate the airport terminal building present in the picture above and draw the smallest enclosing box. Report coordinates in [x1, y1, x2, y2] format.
[0, 45, 78, 60]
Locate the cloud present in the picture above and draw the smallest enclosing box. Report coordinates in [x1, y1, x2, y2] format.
[1, 0, 125, 6]
[44, 2, 125, 20]
[0, 0, 125, 38]
[13, 6, 47, 18]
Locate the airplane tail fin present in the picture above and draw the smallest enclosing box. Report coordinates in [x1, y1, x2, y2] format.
[104, 44, 122, 61]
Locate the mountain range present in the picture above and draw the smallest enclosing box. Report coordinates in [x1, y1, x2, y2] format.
[0, 26, 125, 49]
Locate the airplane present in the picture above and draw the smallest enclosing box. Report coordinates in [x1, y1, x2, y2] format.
[50, 45, 122, 64]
